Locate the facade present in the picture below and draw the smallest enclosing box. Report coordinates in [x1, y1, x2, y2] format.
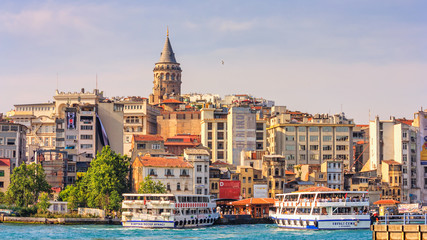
[0, 158, 10, 193]
[380, 160, 402, 201]
[0, 122, 27, 169]
[131, 156, 193, 194]
[236, 166, 265, 199]
[184, 148, 210, 195]
[201, 107, 266, 165]
[369, 116, 419, 203]
[149, 33, 182, 105]
[414, 110, 427, 203]
[131, 135, 165, 159]
[268, 112, 354, 170]
[239, 150, 267, 169]
[36, 149, 75, 189]
[156, 111, 201, 140]
[321, 160, 344, 190]
[164, 134, 201, 156]
[262, 155, 287, 198]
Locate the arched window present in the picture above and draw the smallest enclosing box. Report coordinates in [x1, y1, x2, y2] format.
[268, 168, 271, 175]
[275, 168, 279, 176]
[171, 74, 175, 80]
[166, 73, 170, 80]
[160, 73, 164, 80]
[177, 182, 181, 191]
[167, 65, 170, 69]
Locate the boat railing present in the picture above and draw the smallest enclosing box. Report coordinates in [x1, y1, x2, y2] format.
[376, 213, 427, 225]
[281, 198, 369, 203]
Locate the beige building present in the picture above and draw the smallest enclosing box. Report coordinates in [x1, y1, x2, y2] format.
[321, 160, 344, 190]
[132, 155, 193, 194]
[262, 155, 287, 198]
[0, 158, 10, 193]
[156, 110, 201, 140]
[268, 111, 354, 170]
[201, 107, 266, 165]
[380, 160, 402, 201]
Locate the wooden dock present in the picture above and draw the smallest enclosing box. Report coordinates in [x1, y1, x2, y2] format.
[371, 224, 427, 240]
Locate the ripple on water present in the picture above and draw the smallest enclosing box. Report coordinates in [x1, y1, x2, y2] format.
[0, 223, 371, 240]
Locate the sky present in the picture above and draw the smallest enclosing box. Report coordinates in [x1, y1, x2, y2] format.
[0, 0, 426, 124]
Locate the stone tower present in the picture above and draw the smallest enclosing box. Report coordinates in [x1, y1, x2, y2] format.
[149, 31, 182, 105]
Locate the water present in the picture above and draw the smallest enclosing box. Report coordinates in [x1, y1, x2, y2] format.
[0, 224, 371, 240]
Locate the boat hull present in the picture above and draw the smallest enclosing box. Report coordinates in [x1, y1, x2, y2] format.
[122, 219, 216, 228]
[272, 216, 370, 230]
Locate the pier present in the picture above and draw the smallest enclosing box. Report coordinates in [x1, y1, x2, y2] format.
[372, 214, 427, 240]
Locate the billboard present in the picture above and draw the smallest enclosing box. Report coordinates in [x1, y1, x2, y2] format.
[420, 111, 427, 163]
[253, 184, 268, 198]
[67, 112, 76, 129]
[398, 203, 419, 213]
[219, 180, 241, 200]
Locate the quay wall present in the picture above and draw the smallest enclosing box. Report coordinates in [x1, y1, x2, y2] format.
[371, 224, 427, 240]
[0, 215, 121, 225]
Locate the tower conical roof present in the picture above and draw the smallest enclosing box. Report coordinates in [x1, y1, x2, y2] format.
[158, 36, 177, 63]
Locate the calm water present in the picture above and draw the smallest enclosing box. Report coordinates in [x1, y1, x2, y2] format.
[0, 223, 371, 240]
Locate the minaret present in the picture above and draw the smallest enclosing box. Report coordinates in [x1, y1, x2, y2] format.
[149, 29, 182, 105]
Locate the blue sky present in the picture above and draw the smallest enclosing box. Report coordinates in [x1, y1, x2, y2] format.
[0, 0, 426, 123]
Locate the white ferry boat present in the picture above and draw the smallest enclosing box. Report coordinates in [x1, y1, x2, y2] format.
[121, 193, 220, 228]
[270, 187, 370, 230]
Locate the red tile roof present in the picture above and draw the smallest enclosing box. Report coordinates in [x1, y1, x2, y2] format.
[396, 119, 413, 126]
[382, 160, 401, 165]
[373, 199, 400, 205]
[134, 156, 192, 168]
[285, 170, 296, 175]
[161, 99, 185, 104]
[0, 158, 10, 167]
[231, 198, 275, 206]
[133, 135, 164, 142]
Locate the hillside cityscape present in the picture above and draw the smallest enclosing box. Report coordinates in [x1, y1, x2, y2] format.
[1, 32, 426, 214]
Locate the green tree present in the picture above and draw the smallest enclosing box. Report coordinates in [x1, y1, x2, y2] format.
[60, 146, 130, 212]
[37, 192, 51, 213]
[6, 163, 51, 207]
[138, 176, 167, 194]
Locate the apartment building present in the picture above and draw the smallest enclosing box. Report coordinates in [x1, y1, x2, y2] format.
[184, 148, 210, 195]
[0, 122, 27, 169]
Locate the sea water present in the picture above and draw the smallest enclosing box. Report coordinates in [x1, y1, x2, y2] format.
[0, 223, 371, 240]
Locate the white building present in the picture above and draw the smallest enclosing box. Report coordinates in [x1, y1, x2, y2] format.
[132, 156, 193, 194]
[321, 160, 344, 190]
[184, 148, 210, 195]
[369, 116, 420, 203]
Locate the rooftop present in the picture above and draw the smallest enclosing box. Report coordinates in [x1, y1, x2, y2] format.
[0, 158, 10, 167]
[133, 135, 164, 142]
[133, 156, 192, 168]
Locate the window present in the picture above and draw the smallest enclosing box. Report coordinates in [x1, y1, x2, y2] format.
[285, 135, 295, 141]
[197, 177, 202, 184]
[322, 127, 332, 132]
[177, 182, 181, 191]
[323, 135, 332, 142]
[165, 169, 174, 176]
[299, 145, 306, 151]
[208, 132, 212, 140]
[286, 126, 295, 132]
[336, 154, 348, 160]
[152, 144, 161, 149]
[205, 177, 208, 184]
[149, 169, 157, 176]
[309, 127, 319, 132]
[336, 127, 349, 132]
[309, 136, 318, 142]
[309, 145, 319, 151]
[323, 145, 332, 151]
[0, 170, 4, 177]
[242, 177, 246, 183]
[300, 154, 306, 160]
[218, 132, 224, 140]
[336, 136, 349, 142]
[208, 123, 212, 130]
[167, 183, 171, 191]
[403, 132, 408, 138]
[7, 138, 15, 145]
[81, 125, 93, 130]
[66, 135, 77, 140]
[248, 188, 251, 194]
[285, 145, 295, 151]
[0, 138, 3, 145]
[197, 165, 202, 172]
[197, 189, 202, 194]
[205, 165, 208, 172]
[80, 144, 93, 149]
[81, 135, 93, 140]
[180, 169, 189, 176]
[286, 154, 295, 160]
[218, 122, 224, 130]
[403, 143, 408, 150]
[248, 177, 252, 183]
[323, 154, 332, 160]
[217, 151, 224, 159]
[0, 182, 3, 188]
[137, 143, 146, 149]
[299, 136, 306, 142]
[298, 127, 306, 132]
[310, 154, 319, 160]
[336, 145, 347, 151]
